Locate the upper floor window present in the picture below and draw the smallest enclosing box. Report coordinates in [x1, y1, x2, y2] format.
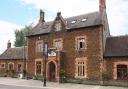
[36, 40, 43, 52]
[55, 22, 61, 31]
[53, 38, 63, 50]
[0, 63, 5, 68]
[76, 36, 86, 50]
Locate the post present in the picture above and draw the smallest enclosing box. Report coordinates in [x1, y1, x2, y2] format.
[23, 36, 26, 78]
[43, 42, 48, 87]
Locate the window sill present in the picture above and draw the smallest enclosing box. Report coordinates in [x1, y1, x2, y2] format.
[75, 75, 87, 79]
[76, 49, 86, 51]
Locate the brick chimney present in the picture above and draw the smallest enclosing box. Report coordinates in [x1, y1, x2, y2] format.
[39, 9, 45, 23]
[99, 0, 106, 23]
[7, 40, 11, 49]
[57, 12, 61, 17]
[99, 0, 106, 13]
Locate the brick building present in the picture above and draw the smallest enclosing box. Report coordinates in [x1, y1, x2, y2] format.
[0, 0, 128, 86]
[0, 41, 26, 77]
[26, 0, 128, 85]
[26, 0, 110, 83]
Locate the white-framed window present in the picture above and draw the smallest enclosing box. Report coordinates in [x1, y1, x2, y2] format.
[75, 57, 87, 79]
[0, 63, 5, 68]
[36, 40, 43, 52]
[17, 63, 22, 72]
[53, 38, 63, 50]
[76, 36, 86, 50]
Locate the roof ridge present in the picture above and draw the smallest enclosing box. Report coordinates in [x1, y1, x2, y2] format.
[41, 11, 99, 23]
[65, 11, 99, 19]
[108, 35, 128, 39]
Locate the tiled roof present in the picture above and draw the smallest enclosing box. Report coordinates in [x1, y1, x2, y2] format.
[0, 46, 27, 60]
[28, 11, 101, 36]
[104, 36, 128, 57]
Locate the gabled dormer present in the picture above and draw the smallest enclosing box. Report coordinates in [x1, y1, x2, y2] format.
[51, 12, 67, 32]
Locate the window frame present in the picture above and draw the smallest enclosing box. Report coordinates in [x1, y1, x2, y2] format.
[75, 57, 87, 79]
[53, 38, 63, 50]
[75, 36, 87, 50]
[35, 61, 42, 75]
[17, 63, 22, 72]
[55, 21, 61, 31]
[117, 65, 128, 80]
[0, 63, 5, 68]
[113, 62, 128, 80]
[36, 40, 43, 52]
[8, 62, 14, 70]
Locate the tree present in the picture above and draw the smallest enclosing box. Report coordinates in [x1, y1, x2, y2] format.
[14, 25, 32, 47]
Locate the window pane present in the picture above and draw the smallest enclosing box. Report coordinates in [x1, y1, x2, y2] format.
[54, 40, 62, 49]
[77, 37, 85, 49]
[117, 65, 127, 79]
[18, 64, 22, 72]
[36, 61, 41, 74]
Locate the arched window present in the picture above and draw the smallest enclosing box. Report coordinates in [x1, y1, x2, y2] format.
[117, 65, 127, 80]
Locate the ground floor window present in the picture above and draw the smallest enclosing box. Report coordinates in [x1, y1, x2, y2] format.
[17, 64, 22, 72]
[117, 65, 128, 80]
[0, 63, 5, 68]
[36, 61, 42, 75]
[8, 63, 14, 70]
[75, 58, 87, 78]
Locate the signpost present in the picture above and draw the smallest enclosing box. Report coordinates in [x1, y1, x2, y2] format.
[43, 42, 48, 87]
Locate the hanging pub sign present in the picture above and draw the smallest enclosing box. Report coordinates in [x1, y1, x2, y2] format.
[48, 48, 56, 56]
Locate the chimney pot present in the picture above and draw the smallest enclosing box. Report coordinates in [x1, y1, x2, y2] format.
[7, 40, 11, 49]
[57, 12, 61, 17]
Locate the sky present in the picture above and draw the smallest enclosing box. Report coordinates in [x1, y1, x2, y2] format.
[0, 0, 128, 53]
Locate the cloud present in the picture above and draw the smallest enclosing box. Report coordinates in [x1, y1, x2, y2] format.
[107, 0, 128, 36]
[20, 0, 99, 18]
[20, 0, 128, 36]
[0, 21, 22, 53]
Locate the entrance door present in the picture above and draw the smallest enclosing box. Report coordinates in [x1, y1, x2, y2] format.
[49, 62, 56, 81]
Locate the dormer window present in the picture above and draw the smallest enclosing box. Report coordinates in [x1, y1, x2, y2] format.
[82, 18, 87, 22]
[55, 22, 61, 31]
[71, 20, 76, 24]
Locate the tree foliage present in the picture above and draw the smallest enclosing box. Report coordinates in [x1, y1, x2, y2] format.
[14, 25, 32, 47]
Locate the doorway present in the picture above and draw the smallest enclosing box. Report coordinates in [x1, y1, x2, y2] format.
[49, 62, 56, 81]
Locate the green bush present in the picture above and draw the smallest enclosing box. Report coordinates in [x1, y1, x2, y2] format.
[33, 75, 40, 80]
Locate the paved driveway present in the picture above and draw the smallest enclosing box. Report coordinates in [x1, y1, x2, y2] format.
[0, 77, 127, 89]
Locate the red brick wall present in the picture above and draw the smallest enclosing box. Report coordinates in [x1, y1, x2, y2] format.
[0, 59, 23, 76]
[27, 26, 103, 81]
